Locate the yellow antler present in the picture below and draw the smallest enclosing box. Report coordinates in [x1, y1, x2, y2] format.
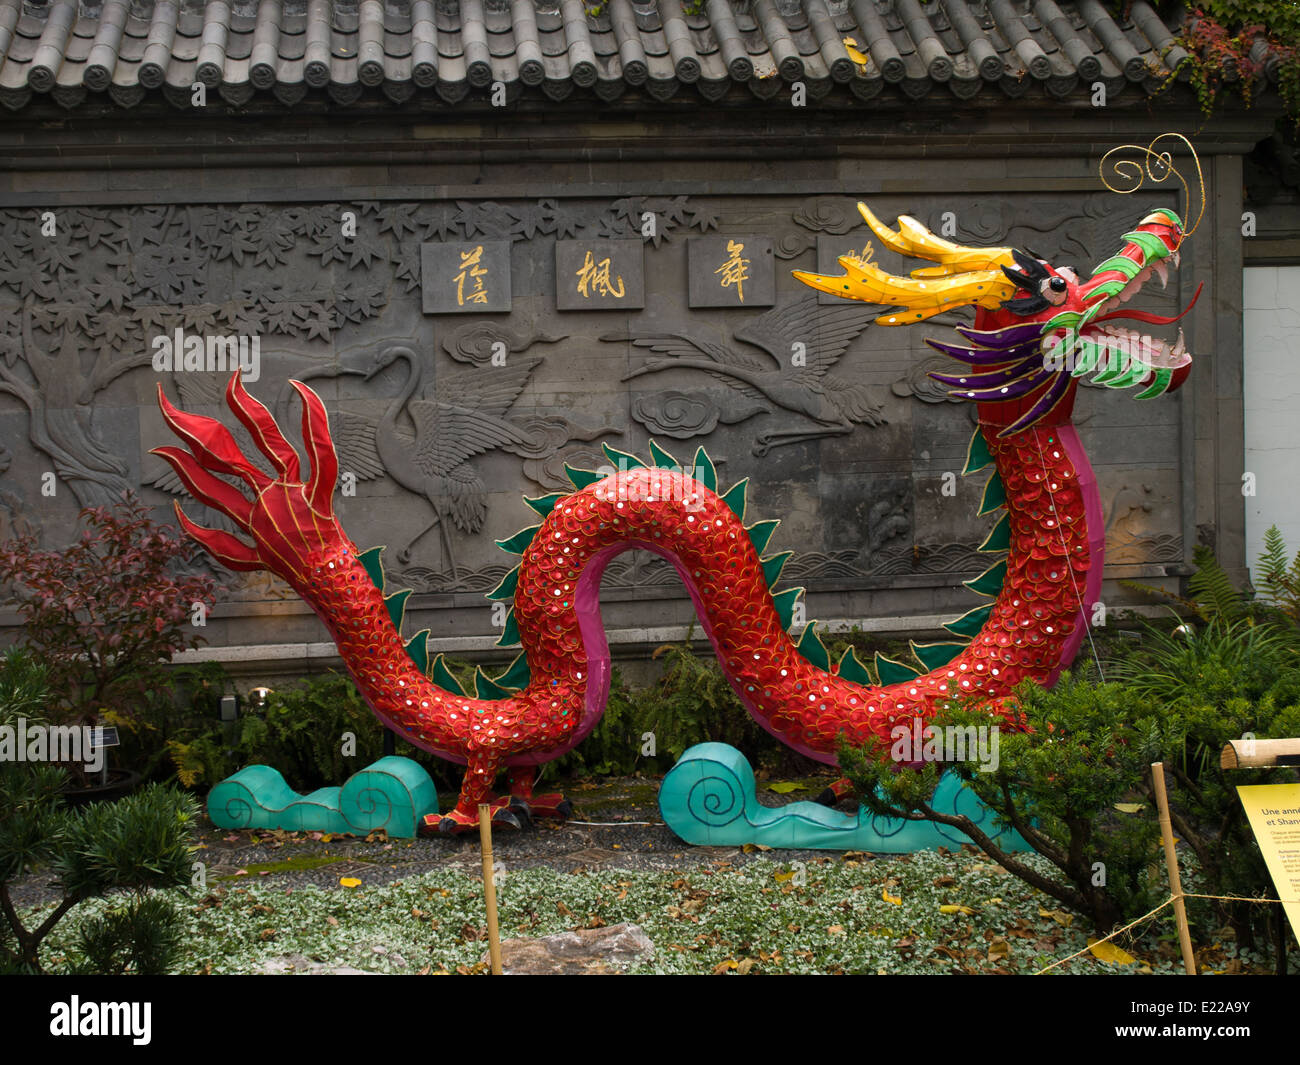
[793, 203, 1021, 324]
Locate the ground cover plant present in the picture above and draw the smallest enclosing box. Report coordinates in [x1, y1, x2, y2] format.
[17, 844, 1294, 976]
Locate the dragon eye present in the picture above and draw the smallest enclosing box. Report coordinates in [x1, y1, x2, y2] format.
[1040, 275, 1068, 305]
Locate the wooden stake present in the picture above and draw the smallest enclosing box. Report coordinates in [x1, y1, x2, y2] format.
[1219, 737, 1300, 770]
[478, 803, 503, 975]
[1151, 763, 1197, 975]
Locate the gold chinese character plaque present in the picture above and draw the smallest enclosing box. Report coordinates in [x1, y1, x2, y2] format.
[555, 240, 645, 310]
[421, 241, 512, 314]
[688, 236, 775, 308]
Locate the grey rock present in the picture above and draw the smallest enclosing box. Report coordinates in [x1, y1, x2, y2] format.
[484, 922, 655, 975]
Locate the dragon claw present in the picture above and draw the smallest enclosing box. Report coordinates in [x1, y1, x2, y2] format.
[512, 792, 573, 821]
[507, 795, 535, 830]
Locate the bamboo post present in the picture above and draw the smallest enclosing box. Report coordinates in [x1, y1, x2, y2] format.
[1219, 737, 1300, 769]
[478, 803, 503, 975]
[1151, 762, 1197, 975]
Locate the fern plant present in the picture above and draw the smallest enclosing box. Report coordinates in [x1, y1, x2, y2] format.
[1123, 543, 1250, 623]
[1255, 524, 1300, 625]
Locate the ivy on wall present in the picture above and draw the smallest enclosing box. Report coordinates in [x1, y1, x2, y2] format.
[1131, 1, 1300, 123]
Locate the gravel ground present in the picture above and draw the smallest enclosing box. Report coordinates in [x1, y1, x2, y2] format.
[8, 772, 847, 906]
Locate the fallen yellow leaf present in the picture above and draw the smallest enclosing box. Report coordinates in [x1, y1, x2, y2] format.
[842, 37, 870, 65]
[1114, 802, 1145, 814]
[1038, 907, 1074, 927]
[339, 876, 362, 888]
[882, 889, 902, 905]
[1087, 937, 1138, 965]
[939, 904, 976, 915]
[774, 869, 796, 883]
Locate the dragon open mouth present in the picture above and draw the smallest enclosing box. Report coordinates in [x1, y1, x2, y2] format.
[1070, 244, 1198, 376]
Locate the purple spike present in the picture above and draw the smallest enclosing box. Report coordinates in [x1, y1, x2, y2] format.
[955, 322, 1045, 348]
[952, 368, 1052, 402]
[925, 338, 1045, 366]
[929, 354, 1042, 390]
[996, 377, 1071, 436]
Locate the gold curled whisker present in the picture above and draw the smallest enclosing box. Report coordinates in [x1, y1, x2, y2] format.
[1099, 132, 1205, 238]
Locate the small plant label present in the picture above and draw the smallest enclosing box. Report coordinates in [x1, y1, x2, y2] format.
[1235, 783, 1300, 947]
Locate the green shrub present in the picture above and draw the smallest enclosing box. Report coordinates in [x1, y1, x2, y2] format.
[1111, 617, 1300, 950]
[0, 651, 197, 974]
[840, 675, 1166, 931]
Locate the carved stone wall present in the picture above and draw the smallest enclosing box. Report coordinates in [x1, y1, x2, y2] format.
[0, 146, 1238, 660]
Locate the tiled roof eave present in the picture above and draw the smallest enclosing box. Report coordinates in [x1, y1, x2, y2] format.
[0, 0, 1283, 115]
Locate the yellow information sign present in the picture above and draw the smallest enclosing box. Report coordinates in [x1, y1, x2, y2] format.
[1236, 782, 1300, 946]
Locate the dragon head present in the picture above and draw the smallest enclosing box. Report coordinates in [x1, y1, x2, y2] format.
[793, 202, 1200, 436]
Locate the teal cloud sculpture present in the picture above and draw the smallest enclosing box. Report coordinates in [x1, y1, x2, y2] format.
[207, 756, 439, 839]
[659, 744, 1030, 852]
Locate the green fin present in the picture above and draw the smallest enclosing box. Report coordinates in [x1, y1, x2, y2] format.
[963, 428, 993, 475]
[912, 641, 966, 673]
[602, 442, 646, 470]
[747, 519, 780, 555]
[474, 667, 514, 700]
[649, 439, 680, 468]
[404, 628, 430, 675]
[495, 609, 520, 647]
[1070, 338, 1105, 377]
[836, 646, 874, 686]
[496, 525, 541, 555]
[761, 551, 793, 588]
[978, 472, 1006, 515]
[384, 588, 411, 631]
[944, 604, 993, 639]
[359, 546, 386, 592]
[524, 492, 565, 519]
[1134, 367, 1173, 400]
[1086, 278, 1127, 300]
[964, 559, 1008, 598]
[1093, 253, 1142, 279]
[773, 587, 802, 630]
[691, 446, 717, 493]
[875, 652, 921, 686]
[494, 652, 531, 691]
[1044, 309, 1082, 334]
[431, 654, 466, 697]
[1123, 229, 1171, 262]
[564, 464, 604, 490]
[795, 623, 830, 671]
[978, 512, 1011, 553]
[721, 478, 748, 521]
[486, 565, 520, 602]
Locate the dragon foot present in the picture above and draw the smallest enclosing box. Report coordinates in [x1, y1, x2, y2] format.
[513, 792, 573, 821]
[419, 796, 523, 836]
[815, 777, 856, 808]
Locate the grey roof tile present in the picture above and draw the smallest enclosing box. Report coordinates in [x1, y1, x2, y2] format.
[0, 0, 1273, 112]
